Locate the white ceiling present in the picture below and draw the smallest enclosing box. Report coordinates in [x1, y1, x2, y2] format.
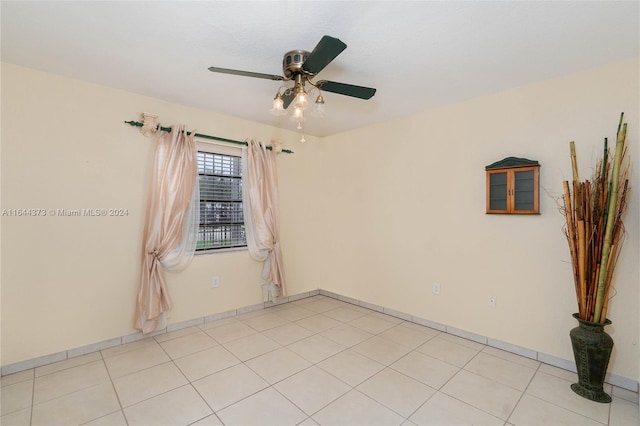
[2, 1, 638, 137]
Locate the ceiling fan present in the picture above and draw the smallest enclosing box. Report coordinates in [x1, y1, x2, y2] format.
[208, 35, 376, 136]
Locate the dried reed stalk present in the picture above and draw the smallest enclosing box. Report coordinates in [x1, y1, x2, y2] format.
[562, 113, 630, 323]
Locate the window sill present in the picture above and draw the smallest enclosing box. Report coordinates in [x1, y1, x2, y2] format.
[196, 246, 248, 256]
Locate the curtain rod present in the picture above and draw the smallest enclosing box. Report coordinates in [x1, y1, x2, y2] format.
[124, 120, 294, 154]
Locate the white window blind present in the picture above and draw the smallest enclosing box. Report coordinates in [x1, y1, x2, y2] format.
[197, 151, 246, 250]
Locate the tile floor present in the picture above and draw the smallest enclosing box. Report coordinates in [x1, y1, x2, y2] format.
[1, 295, 638, 425]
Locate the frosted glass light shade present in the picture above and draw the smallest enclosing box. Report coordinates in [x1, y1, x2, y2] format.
[290, 107, 305, 122]
[293, 91, 308, 110]
[269, 94, 286, 116]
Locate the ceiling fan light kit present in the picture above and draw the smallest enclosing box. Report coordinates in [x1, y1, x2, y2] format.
[209, 35, 376, 142]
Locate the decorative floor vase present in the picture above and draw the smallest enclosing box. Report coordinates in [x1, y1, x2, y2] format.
[569, 313, 613, 403]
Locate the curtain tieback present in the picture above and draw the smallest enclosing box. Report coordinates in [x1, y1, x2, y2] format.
[149, 249, 161, 259]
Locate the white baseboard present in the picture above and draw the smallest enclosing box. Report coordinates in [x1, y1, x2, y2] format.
[2, 289, 638, 394]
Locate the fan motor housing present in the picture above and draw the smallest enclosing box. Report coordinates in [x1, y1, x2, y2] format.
[282, 50, 312, 79]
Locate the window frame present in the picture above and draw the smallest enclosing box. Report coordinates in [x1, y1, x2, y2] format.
[195, 141, 247, 253]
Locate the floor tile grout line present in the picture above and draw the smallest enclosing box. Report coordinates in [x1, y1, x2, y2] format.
[352, 388, 410, 422]
[505, 361, 544, 425]
[180, 358, 241, 388]
[204, 377, 271, 416]
[422, 350, 464, 392]
[264, 363, 353, 419]
[515, 392, 611, 426]
[28, 368, 35, 426]
[403, 385, 440, 423]
[104, 339, 201, 417]
[99, 349, 129, 426]
[452, 367, 528, 420]
[519, 368, 615, 425]
[187, 374, 223, 425]
[3, 370, 50, 424]
[385, 353, 442, 390]
[3, 291, 636, 394]
[31, 353, 103, 380]
[186, 311, 318, 385]
[411, 343, 478, 372]
[442, 343, 533, 421]
[437, 389, 509, 423]
[207, 305, 413, 422]
[479, 345, 542, 370]
[100, 338, 159, 361]
[466, 354, 542, 406]
[314, 355, 378, 389]
[28, 360, 115, 410]
[283, 309, 450, 372]
[158, 336, 223, 362]
[461, 348, 542, 393]
[120, 383, 204, 420]
[153, 326, 204, 344]
[6, 295, 633, 426]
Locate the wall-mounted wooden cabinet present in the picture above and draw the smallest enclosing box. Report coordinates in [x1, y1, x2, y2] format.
[486, 157, 540, 214]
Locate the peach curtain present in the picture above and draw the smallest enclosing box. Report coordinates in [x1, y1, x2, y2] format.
[135, 125, 198, 333]
[242, 139, 286, 301]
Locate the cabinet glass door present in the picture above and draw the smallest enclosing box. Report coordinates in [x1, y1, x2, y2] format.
[489, 172, 508, 211]
[513, 169, 535, 211]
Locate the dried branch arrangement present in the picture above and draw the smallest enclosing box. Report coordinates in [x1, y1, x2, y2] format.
[562, 113, 630, 323]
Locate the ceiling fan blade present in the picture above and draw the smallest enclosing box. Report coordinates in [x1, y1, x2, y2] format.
[208, 67, 284, 81]
[282, 92, 295, 109]
[316, 80, 377, 100]
[302, 35, 347, 74]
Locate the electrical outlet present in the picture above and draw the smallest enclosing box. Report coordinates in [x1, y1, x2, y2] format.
[432, 282, 441, 295]
[488, 295, 497, 308]
[212, 276, 220, 288]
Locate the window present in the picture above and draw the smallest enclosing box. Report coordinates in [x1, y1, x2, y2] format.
[486, 157, 540, 214]
[197, 150, 247, 250]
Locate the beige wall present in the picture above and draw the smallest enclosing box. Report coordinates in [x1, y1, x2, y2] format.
[303, 58, 639, 382]
[1, 58, 638, 384]
[0, 63, 318, 366]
